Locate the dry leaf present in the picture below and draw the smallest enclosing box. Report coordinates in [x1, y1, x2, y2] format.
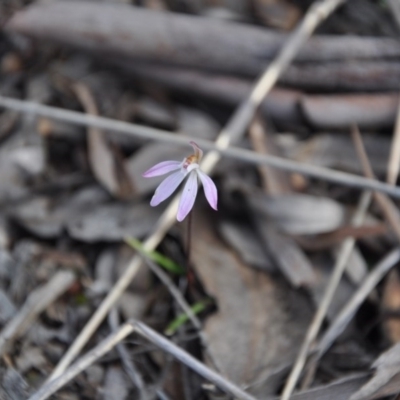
[67, 202, 162, 242]
[258, 224, 316, 287]
[289, 133, 391, 176]
[219, 219, 274, 272]
[73, 82, 134, 199]
[104, 366, 130, 400]
[192, 210, 312, 397]
[301, 94, 399, 130]
[252, 0, 301, 30]
[350, 342, 400, 400]
[249, 192, 345, 235]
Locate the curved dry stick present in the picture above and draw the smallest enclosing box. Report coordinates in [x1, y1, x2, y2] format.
[43, 0, 349, 383]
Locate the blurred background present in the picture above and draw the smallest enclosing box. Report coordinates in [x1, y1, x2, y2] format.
[1, 1, 400, 399]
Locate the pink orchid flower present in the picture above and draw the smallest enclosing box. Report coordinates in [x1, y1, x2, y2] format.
[142, 142, 218, 221]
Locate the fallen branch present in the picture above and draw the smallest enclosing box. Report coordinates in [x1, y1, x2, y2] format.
[6, 1, 400, 76]
[124, 63, 400, 129]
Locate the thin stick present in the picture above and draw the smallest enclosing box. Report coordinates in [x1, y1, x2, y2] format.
[386, 98, 400, 185]
[134, 321, 256, 400]
[317, 248, 400, 358]
[136, 251, 221, 372]
[0, 271, 75, 356]
[46, 0, 349, 382]
[28, 320, 257, 400]
[280, 190, 372, 400]
[1, 100, 400, 197]
[108, 309, 148, 400]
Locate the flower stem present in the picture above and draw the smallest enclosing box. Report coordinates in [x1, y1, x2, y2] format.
[185, 211, 194, 287]
[186, 211, 192, 267]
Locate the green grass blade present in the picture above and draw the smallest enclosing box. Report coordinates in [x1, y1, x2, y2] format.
[165, 300, 209, 336]
[125, 237, 184, 275]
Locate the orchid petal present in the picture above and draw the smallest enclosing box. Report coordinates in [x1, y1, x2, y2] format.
[197, 170, 218, 210]
[177, 171, 198, 222]
[142, 160, 182, 177]
[150, 170, 186, 206]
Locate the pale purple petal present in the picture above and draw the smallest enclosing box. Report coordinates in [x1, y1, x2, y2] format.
[143, 161, 181, 178]
[150, 170, 186, 206]
[177, 171, 198, 222]
[197, 170, 218, 210]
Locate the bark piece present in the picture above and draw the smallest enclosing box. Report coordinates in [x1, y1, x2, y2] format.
[7, 1, 400, 76]
[125, 63, 303, 130]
